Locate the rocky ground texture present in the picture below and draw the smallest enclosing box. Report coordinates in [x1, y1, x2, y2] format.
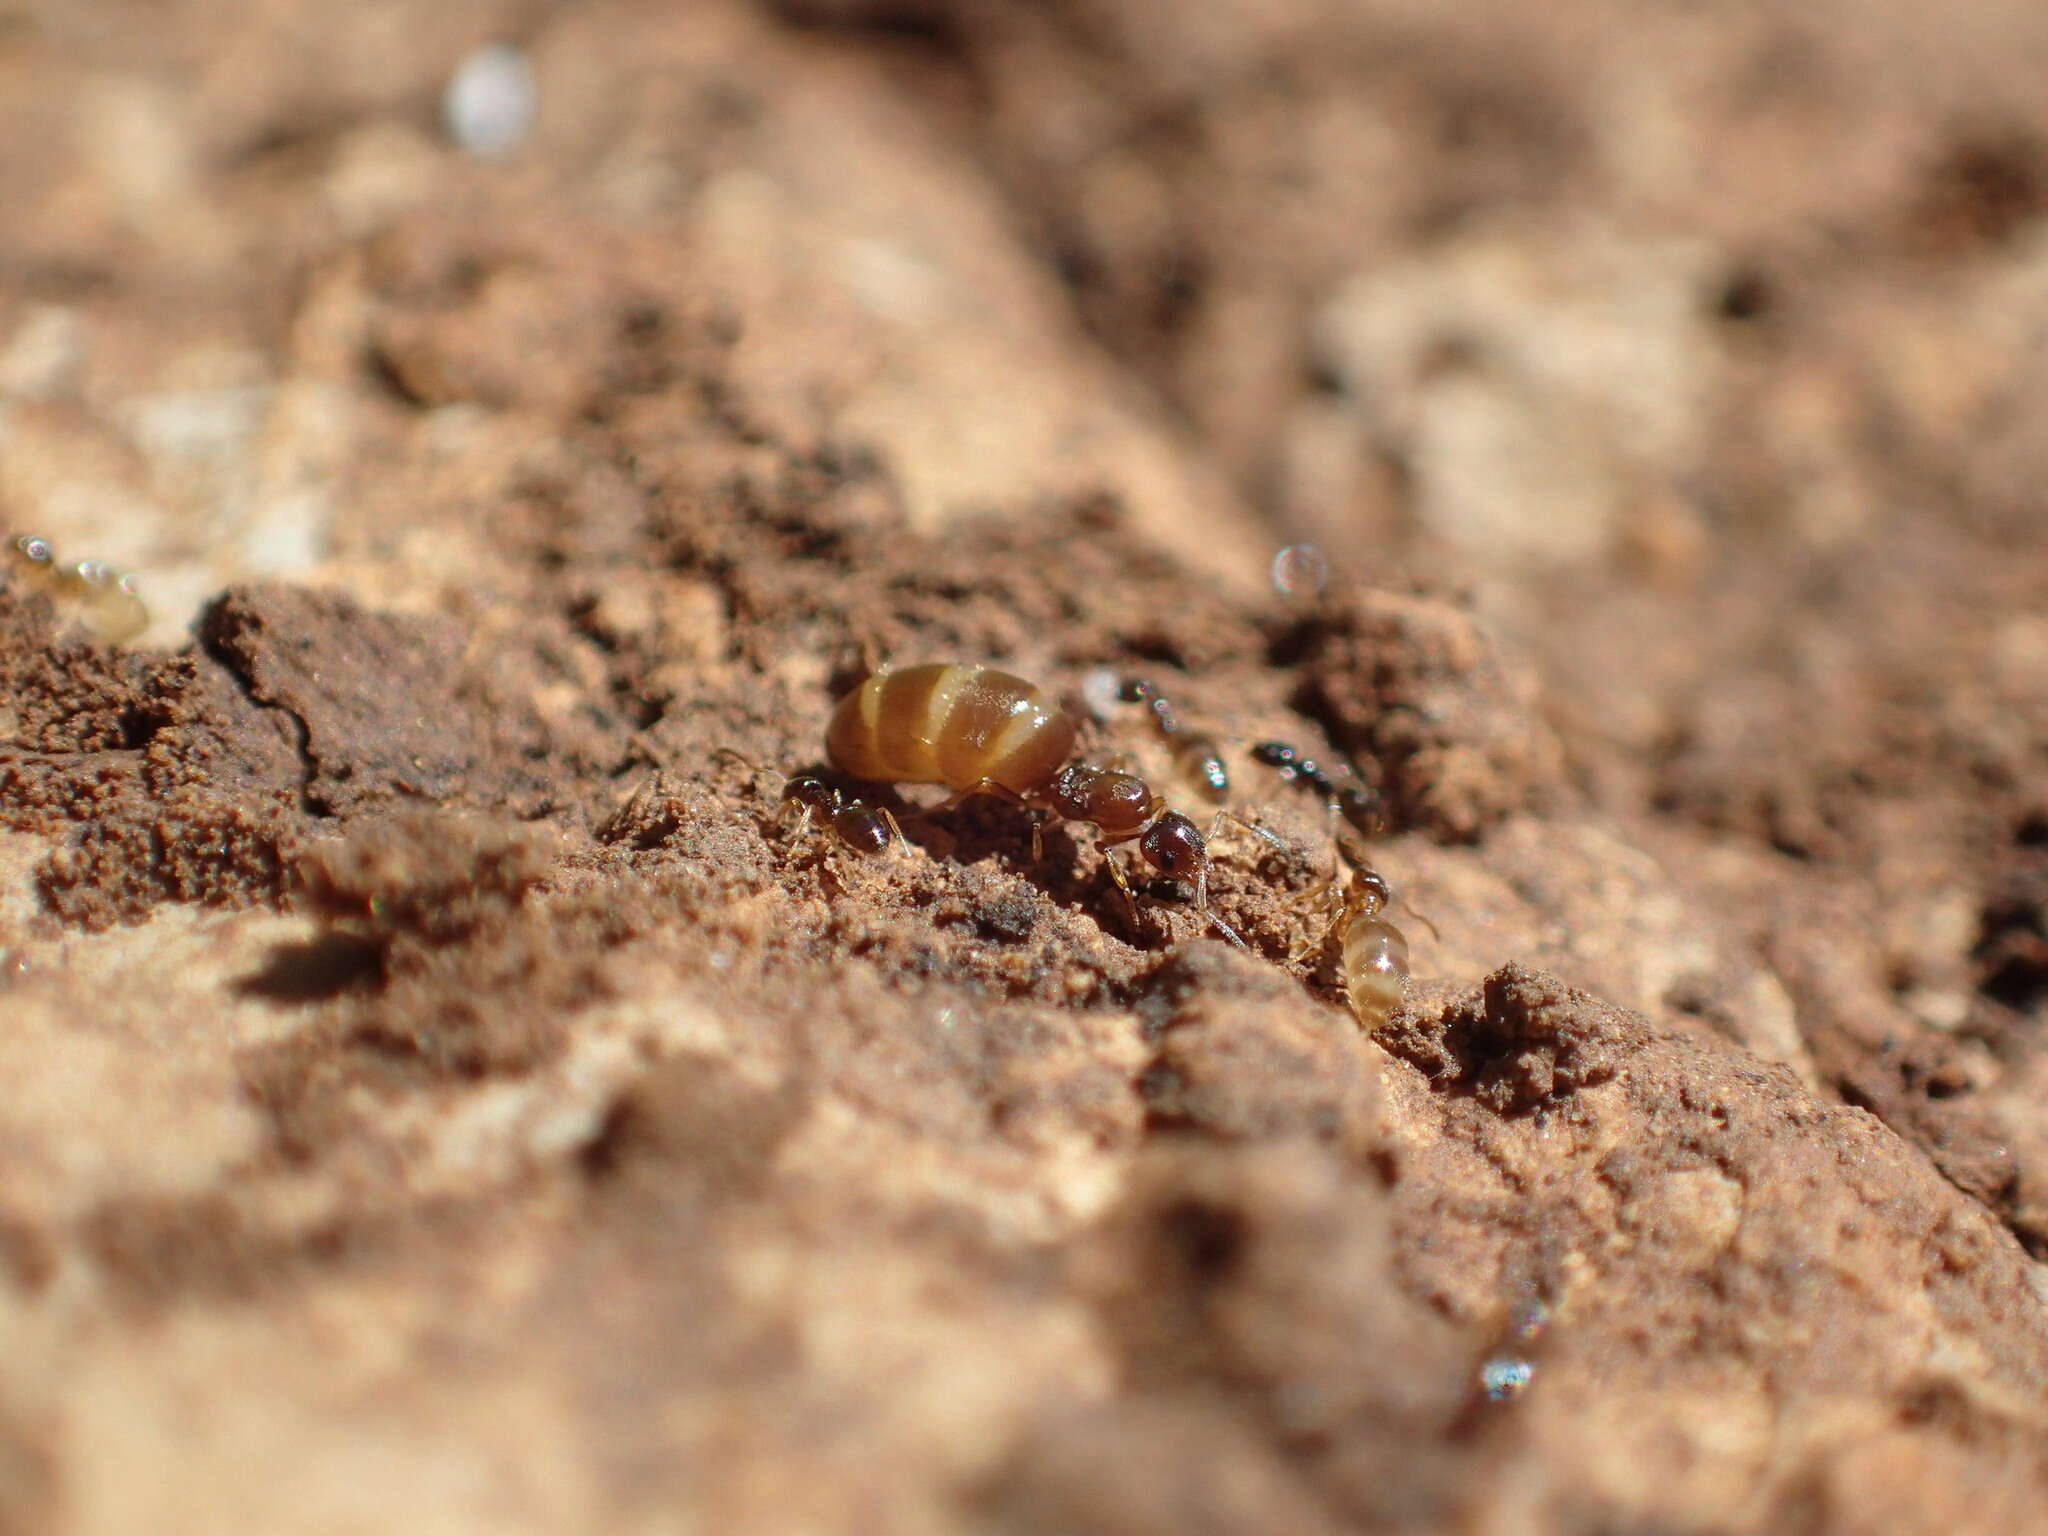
[2, 1, 2047, 1531]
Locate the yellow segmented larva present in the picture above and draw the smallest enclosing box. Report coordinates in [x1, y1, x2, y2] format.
[825, 663, 1077, 796]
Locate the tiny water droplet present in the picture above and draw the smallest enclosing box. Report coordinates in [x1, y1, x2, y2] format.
[1479, 1355, 1535, 1401]
[1507, 1297, 1551, 1345]
[444, 42, 538, 159]
[1079, 667, 1123, 722]
[1271, 543, 1329, 602]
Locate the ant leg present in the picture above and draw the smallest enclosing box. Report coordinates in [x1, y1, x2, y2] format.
[1318, 801, 1351, 876]
[1282, 872, 1340, 911]
[1287, 907, 1344, 966]
[878, 806, 907, 854]
[1193, 865, 1250, 952]
[933, 777, 1060, 871]
[935, 778, 1046, 861]
[1208, 808, 1294, 857]
[1279, 866, 1346, 963]
[935, 778, 1033, 814]
[1101, 846, 1143, 921]
[831, 801, 902, 857]
[1207, 910, 1251, 951]
[1396, 891, 1441, 943]
[711, 746, 780, 801]
[849, 636, 889, 682]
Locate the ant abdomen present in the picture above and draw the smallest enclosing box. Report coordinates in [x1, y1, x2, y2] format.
[1046, 764, 1155, 837]
[826, 663, 1075, 796]
[1341, 911, 1410, 1028]
[1289, 856, 1414, 1028]
[831, 804, 897, 855]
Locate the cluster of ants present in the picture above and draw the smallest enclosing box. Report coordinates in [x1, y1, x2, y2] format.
[1, 534, 149, 646]
[738, 661, 1420, 1029]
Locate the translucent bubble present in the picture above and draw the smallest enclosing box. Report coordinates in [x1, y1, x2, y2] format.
[1080, 667, 1123, 721]
[5, 537, 148, 643]
[1270, 543, 1329, 602]
[1507, 1297, 1552, 1345]
[1479, 1355, 1535, 1402]
[81, 579, 149, 646]
[444, 42, 538, 160]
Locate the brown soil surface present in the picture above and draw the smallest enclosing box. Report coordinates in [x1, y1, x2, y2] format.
[2, 2, 2047, 1532]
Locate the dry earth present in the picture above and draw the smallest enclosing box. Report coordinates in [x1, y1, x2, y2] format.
[1, 1, 2046, 1532]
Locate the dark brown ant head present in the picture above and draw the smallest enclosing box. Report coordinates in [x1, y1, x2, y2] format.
[781, 774, 841, 816]
[1352, 868, 1392, 914]
[1138, 810, 1207, 883]
[1047, 764, 1156, 835]
[831, 803, 896, 855]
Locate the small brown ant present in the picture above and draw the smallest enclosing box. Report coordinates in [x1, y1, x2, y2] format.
[776, 772, 903, 856]
[816, 662, 1254, 949]
[710, 751, 904, 857]
[1117, 677, 1231, 804]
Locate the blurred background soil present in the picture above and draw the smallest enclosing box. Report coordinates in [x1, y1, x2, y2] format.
[0, 1, 2046, 1531]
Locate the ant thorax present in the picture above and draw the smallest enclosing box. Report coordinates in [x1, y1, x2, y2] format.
[1045, 764, 1155, 837]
